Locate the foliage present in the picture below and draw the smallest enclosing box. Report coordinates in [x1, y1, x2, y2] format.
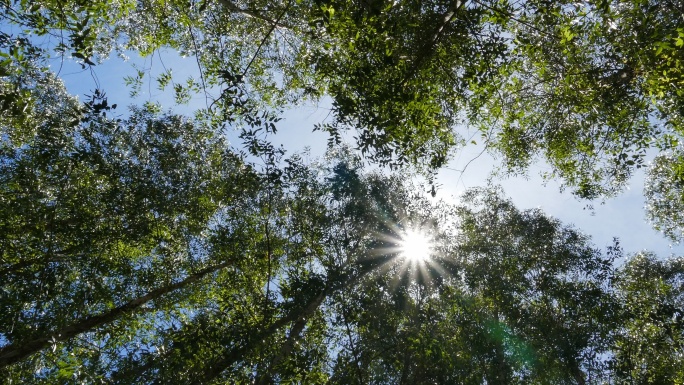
[2, 1, 684, 383]
[3, 0, 684, 201]
[0, 78, 682, 381]
[0, 77, 262, 382]
[610, 253, 684, 384]
[645, 149, 684, 242]
[454, 188, 617, 383]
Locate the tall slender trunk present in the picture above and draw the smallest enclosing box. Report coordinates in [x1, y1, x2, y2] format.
[404, 0, 464, 82]
[341, 298, 365, 385]
[254, 290, 324, 385]
[195, 265, 376, 385]
[488, 310, 509, 385]
[195, 289, 328, 385]
[569, 357, 587, 385]
[0, 261, 231, 369]
[398, 347, 412, 385]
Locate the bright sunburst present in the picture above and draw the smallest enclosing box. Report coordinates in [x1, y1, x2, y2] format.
[398, 229, 433, 262]
[368, 222, 447, 287]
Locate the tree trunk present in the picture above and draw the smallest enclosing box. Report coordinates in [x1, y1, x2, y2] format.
[404, 0, 464, 82]
[0, 261, 231, 369]
[195, 289, 327, 385]
[195, 265, 377, 384]
[254, 290, 324, 385]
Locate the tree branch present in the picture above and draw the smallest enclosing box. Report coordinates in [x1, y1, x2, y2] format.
[404, 0, 465, 83]
[0, 261, 231, 369]
[215, 0, 292, 30]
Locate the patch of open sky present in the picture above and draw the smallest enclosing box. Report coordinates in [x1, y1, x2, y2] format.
[440, 138, 684, 261]
[55, 46, 343, 157]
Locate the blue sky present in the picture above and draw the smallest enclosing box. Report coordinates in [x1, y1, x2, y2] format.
[54, 49, 684, 262]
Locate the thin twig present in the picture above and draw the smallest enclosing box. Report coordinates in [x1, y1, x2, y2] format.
[470, 0, 556, 39]
[216, 0, 293, 30]
[187, 25, 210, 109]
[240, 0, 293, 78]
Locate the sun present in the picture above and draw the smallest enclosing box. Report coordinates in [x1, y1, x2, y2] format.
[398, 229, 434, 262]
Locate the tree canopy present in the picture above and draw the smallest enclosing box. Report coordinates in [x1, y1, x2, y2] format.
[2, 0, 684, 384]
[5, 0, 684, 193]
